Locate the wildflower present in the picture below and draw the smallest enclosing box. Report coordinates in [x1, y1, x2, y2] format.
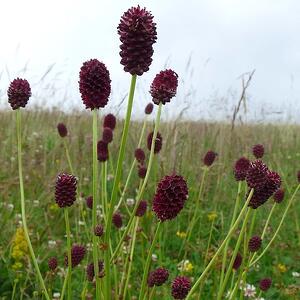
[152, 254, 158, 262]
[48, 240, 57, 248]
[112, 213, 123, 229]
[148, 267, 169, 287]
[234, 157, 250, 181]
[86, 196, 93, 209]
[102, 127, 113, 144]
[57, 123, 68, 138]
[48, 257, 58, 271]
[277, 263, 287, 273]
[138, 165, 147, 179]
[94, 224, 104, 237]
[259, 278, 272, 291]
[65, 245, 86, 268]
[153, 174, 188, 221]
[292, 271, 300, 277]
[252, 144, 264, 158]
[135, 200, 147, 217]
[177, 260, 194, 273]
[273, 188, 284, 203]
[145, 102, 154, 114]
[248, 236, 262, 252]
[86, 260, 105, 281]
[233, 253, 243, 270]
[126, 198, 135, 206]
[147, 131, 163, 154]
[246, 160, 268, 190]
[11, 228, 28, 261]
[97, 140, 109, 162]
[12, 261, 23, 270]
[53, 292, 60, 299]
[135, 148, 145, 163]
[176, 231, 187, 239]
[207, 211, 218, 222]
[55, 173, 77, 208]
[103, 113, 116, 130]
[203, 150, 217, 167]
[297, 170, 300, 183]
[171, 276, 191, 299]
[243, 284, 256, 297]
[118, 5, 157, 75]
[7, 78, 31, 110]
[150, 69, 178, 105]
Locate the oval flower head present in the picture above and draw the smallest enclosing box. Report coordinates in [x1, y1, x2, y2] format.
[7, 78, 31, 110]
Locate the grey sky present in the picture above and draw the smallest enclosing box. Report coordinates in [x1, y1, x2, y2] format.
[1, 0, 300, 122]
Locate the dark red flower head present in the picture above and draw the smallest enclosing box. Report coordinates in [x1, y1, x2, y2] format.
[57, 123, 68, 138]
[153, 174, 188, 222]
[232, 252, 242, 270]
[138, 165, 147, 179]
[86, 260, 104, 281]
[65, 245, 86, 268]
[7, 78, 31, 110]
[147, 131, 163, 154]
[150, 69, 178, 105]
[252, 144, 264, 158]
[203, 150, 217, 167]
[273, 188, 284, 203]
[145, 102, 154, 114]
[48, 257, 58, 271]
[79, 59, 111, 110]
[147, 267, 169, 287]
[246, 160, 268, 190]
[135, 148, 146, 163]
[135, 200, 147, 217]
[97, 140, 109, 162]
[103, 113, 116, 130]
[112, 212, 123, 229]
[297, 170, 300, 183]
[86, 196, 93, 209]
[248, 236, 262, 252]
[118, 6, 157, 75]
[234, 157, 250, 181]
[259, 278, 272, 291]
[102, 127, 113, 143]
[171, 276, 191, 299]
[94, 224, 104, 237]
[55, 173, 77, 208]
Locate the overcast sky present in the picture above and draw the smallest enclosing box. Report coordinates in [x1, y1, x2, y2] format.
[1, 0, 300, 122]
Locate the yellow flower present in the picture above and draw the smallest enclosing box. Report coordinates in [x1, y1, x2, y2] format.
[277, 263, 287, 273]
[207, 211, 218, 222]
[176, 231, 187, 239]
[177, 260, 194, 273]
[11, 228, 28, 261]
[12, 262, 23, 270]
[49, 203, 59, 212]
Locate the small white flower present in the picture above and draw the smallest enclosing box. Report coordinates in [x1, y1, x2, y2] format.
[254, 298, 265, 300]
[15, 213, 22, 220]
[152, 254, 158, 262]
[243, 284, 256, 297]
[126, 198, 135, 206]
[86, 243, 92, 251]
[33, 200, 40, 207]
[53, 292, 60, 298]
[292, 271, 300, 277]
[48, 240, 57, 248]
[78, 221, 85, 226]
[7, 203, 14, 210]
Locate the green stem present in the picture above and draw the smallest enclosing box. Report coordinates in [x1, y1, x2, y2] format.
[16, 109, 50, 300]
[185, 188, 254, 300]
[261, 203, 276, 239]
[60, 269, 69, 300]
[104, 74, 137, 299]
[139, 222, 162, 300]
[63, 139, 74, 174]
[64, 209, 72, 300]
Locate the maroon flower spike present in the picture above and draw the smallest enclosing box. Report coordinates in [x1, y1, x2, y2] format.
[145, 102, 154, 114]
[79, 59, 111, 110]
[248, 236, 262, 252]
[147, 267, 169, 287]
[55, 173, 77, 208]
[86, 196, 93, 209]
[234, 157, 250, 181]
[103, 113, 116, 130]
[147, 131, 163, 154]
[97, 140, 109, 162]
[252, 144, 265, 158]
[153, 174, 188, 222]
[138, 165, 147, 179]
[112, 213, 123, 229]
[273, 188, 284, 203]
[203, 150, 217, 167]
[297, 170, 300, 183]
[171, 276, 191, 299]
[259, 278, 272, 291]
[65, 245, 86, 268]
[86, 260, 104, 281]
[246, 160, 268, 190]
[48, 257, 58, 271]
[118, 6, 157, 75]
[94, 224, 104, 237]
[150, 69, 179, 105]
[57, 123, 68, 138]
[232, 252, 242, 270]
[102, 127, 113, 143]
[135, 148, 146, 163]
[135, 200, 147, 217]
[7, 78, 31, 110]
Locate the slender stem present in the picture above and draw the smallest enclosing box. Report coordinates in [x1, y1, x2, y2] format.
[139, 222, 162, 300]
[16, 109, 50, 300]
[60, 269, 69, 300]
[64, 209, 72, 300]
[92, 109, 101, 299]
[104, 74, 137, 299]
[261, 203, 276, 239]
[63, 139, 74, 174]
[185, 189, 254, 300]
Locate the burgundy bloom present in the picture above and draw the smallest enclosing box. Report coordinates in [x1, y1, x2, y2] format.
[259, 278, 272, 291]
[147, 267, 169, 287]
[55, 173, 77, 208]
[48, 257, 58, 271]
[97, 140, 109, 162]
[79, 59, 111, 110]
[112, 213, 122, 229]
[103, 113, 116, 130]
[102, 127, 113, 143]
[232, 253, 242, 270]
[145, 102, 154, 114]
[135, 148, 145, 163]
[297, 170, 300, 183]
[57, 123, 68, 138]
[246, 160, 268, 190]
[86, 260, 104, 281]
[118, 6, 157, 75]
[94, 224, 104, 237]
[150, 69, 178, 105]
[252, 144, 265, 158]
[138, 165, 147, 179]
[234, 157, 250, 181]
[7, 78, 31, 110]
[147, 131, 163, 154]
[171, 276, 191, 299]
[153, 174, 188, 222]
[86, 196, 93, 209]
[65, 245, 86, 268]
[248, 236, 262, 252]
[203, 150, 217, 167]
[135, 200, 147, 217]
[273, 188, 284, 203]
